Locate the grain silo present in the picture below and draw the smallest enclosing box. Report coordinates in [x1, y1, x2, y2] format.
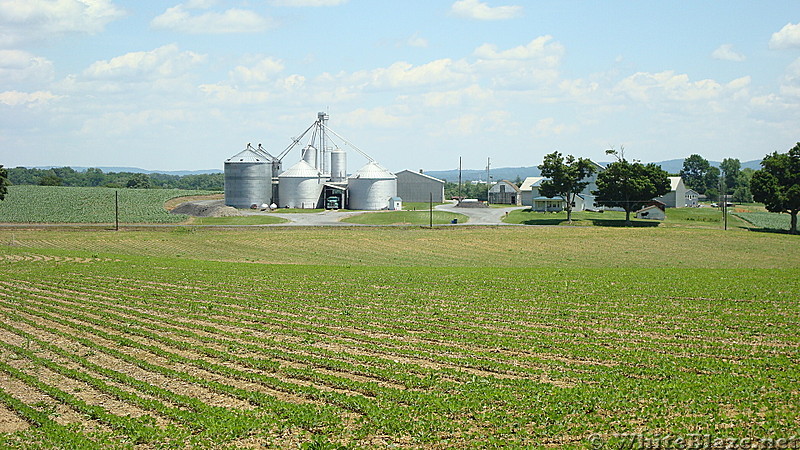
[301, 145, 317, 169]
[330, 148, 347, 182]
[348, 161, 397, 210]
[278, 160, 324, 209]
[224, 147, 271, 208]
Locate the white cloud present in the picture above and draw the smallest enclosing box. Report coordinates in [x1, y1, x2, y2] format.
[769, 22, 800, 50]
[352, 59, 470, 89]
[0, 90, 59, 106]
[269, 0, 347, 6]
[780, 57, 800, 98]
[0, 50, 54, 84]
[711, 44, 745, 62]
[151, 3, 272, 34]
[472, 37, 564, 88]
[615, 71, 730, 103]
[406, 34, 429, 48]
[0, 0, 124, 47]
[230, 57, 285, 84]
[450, 0, 522, 20]
[337, 108, 402, 128]
[474, 36, 561, 63]
[531, 117, 574, 138]
[417, 84, 493, 108]
[81, 44, 206, 81]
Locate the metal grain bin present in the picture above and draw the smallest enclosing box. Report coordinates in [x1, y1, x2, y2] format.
[278, 160, 324, 209]
[330, 149, 347, 182]
[301, 145, 317, 169]
[348, 161, 397, 210]
[224, 148, 271, 208]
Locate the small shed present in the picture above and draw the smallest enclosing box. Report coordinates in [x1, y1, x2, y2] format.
[388, 197, 402, 211]
[635, 205, 666, 220]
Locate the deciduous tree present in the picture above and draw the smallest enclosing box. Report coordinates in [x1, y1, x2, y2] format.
[538, 151, 596, 223]
[680, 154, 719, 195]
[0, 165, 8, 201]
[594, 149, 671, 225]
[751, 143, 800, 234]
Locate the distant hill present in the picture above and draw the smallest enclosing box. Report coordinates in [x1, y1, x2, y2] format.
[424, 159, 762, 182]
[31, 166, 222, 176]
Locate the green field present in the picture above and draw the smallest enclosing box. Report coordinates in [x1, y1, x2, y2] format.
[733, 212, 793, 231]
[0, 186, 220, 224]
[0, 187, 799, 447]
[503, 207, 754, 229]
[191, 215, 289, 225]
[341, 210, 468, 225]
[0, 226, 798, 448]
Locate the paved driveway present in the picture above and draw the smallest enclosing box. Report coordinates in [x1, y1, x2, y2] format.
[435, 202, 525, 225]
[200, 200, 525, 226]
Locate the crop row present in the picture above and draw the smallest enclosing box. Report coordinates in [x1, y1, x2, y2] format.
[0, 185, 219, 223]
[733, 211, 792, 231]
[0, 253, 798, 446]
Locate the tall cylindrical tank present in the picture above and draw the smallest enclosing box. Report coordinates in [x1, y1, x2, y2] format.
[348, 161, 397, 210]
[224, 148, 271, 208]
[330, 149, 347, 182]
[322, 147, 331, 177]
[278, 160, 324, 209]
[302, 145, 317, 169]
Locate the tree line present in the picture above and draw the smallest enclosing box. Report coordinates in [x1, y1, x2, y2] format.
[679, 155, 754, 203]
[5, 167, 224, 191]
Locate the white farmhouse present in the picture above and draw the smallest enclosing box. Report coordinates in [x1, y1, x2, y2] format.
[519, 160, 605, 211]
[655, 177, 688, 208]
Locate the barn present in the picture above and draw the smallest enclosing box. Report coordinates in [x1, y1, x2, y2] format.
[395, 170, 445, 203]
[488, 180, 521, 205]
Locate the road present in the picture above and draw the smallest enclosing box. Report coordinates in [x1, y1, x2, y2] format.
[238, 200, 525, 226]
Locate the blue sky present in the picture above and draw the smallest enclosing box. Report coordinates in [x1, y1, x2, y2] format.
[2, 1, 800, 172]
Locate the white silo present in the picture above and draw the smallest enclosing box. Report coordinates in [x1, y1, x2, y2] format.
[330, 149, 347, 182]
[348, 161, 397, 210]
[302, 145, 317, 169]
[224, 147, 271, 208]
[278, 160, 324, 209]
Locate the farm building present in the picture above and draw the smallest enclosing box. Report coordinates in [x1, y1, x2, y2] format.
[488, 180, 522, 205]
[519, 160, 605, 211]
[224, 113, 397, 211]
[655, 177, 688, 208]
[636, 204, 666, 220]
[395, 170, 445, 203]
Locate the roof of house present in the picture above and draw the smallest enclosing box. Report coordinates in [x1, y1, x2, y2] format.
[668, 176, 685, 191]
[637, 204, 665, 214]
[520, 176, 545, 191]
[492, 180, 521, 193]
[394, 169, 445, 184]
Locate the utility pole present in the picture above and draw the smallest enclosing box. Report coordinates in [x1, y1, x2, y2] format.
[429, 192, 433, 228]
[486, 157, 490, 204]
[457, 156, 462, 203]
[114, 190, 119, 231]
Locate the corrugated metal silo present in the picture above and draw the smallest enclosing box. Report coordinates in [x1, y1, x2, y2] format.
[302, 145, 317, 169]
[330, 149, 347, 182]
[348, 161, 397, 210]
[224, 148, 271, 208]
[278, 160, 324, 208]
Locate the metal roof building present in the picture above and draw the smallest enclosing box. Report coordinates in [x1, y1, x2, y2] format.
[395, 169, 445, 203]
